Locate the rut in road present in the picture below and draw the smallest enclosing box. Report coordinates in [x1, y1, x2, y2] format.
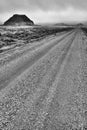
[0, 30, 74, 90]
[0, 30, 86, 130]
[40, 31, 86, 130]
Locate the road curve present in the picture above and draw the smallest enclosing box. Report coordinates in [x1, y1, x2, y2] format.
[0, 29, 87, 130]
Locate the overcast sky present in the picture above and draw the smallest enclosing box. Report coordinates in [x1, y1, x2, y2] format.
[0, 0, 87, 23]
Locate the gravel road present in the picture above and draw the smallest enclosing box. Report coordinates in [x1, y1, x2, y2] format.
[0, 29, 87, 130]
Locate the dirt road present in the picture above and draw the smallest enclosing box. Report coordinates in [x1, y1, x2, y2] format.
[0, 29, 87, 130]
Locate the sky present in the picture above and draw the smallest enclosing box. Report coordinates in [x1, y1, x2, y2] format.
[0, 0, 87, 24]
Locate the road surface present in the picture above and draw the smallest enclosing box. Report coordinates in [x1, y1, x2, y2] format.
[0, 29, 87, 130]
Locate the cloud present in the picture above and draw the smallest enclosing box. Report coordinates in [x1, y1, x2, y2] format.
[0, 0, 87, 23]
[1, 7, 87, 24]
[0, 0, 87, 12]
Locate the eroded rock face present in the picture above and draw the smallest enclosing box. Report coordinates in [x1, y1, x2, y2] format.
[4, 14, 34, 26]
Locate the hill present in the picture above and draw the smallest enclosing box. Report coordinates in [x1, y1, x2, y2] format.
[4, 14, 34, 26]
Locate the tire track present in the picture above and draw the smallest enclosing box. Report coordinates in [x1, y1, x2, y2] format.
[40, 30, 84, 130]
[33, 31, 78, 129]
[0, 30, 75, 90]
[0, 31, 76, 129]
[0, 30, 76, 130]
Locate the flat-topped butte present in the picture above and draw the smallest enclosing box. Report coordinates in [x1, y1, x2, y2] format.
[4, 14, 34, 26]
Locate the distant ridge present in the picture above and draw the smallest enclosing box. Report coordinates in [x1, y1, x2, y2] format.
[4, 14, 34, 26]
